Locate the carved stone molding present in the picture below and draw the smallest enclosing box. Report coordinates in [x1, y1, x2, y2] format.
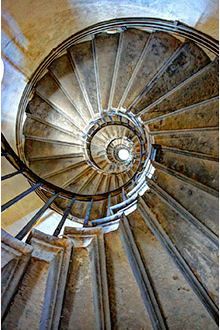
[1, 229, 33, 318]
[63, 226, 111, 330]
[2, 229, 72, 330]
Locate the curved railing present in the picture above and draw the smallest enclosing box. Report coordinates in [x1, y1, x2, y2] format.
[2, 133, 146, 201]
[2, 132, 158, 238]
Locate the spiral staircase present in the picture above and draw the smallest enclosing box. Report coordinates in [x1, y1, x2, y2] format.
[1, 18, 219, 329]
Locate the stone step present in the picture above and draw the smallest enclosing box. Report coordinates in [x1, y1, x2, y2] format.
[139, 59, 219, 121]
[42, 159, 87, 180]
[145, 96, 219, 128]
[155, 146, 218, 191]
[124, 31, 181, 109]
[61, 227, 111, 329]
[139, 192, 219, 310]
[150, 168, 218, 236]
[1, 229, 33, 319]
[104, 225, 153, 329]
[48, 53, 92, 121]
[95, 33, 119, 111]
[35, 72, 86, 129]
[1, 213, 219, 329]
[125, 211, 218, 329]
[23, 117, 80, 143]
[24, 139, 83, 161]
[152, 129, 218, 158]
[69, 40, 100, 116]
[132, 41, 210, 114]
[26, 94, 79, 134]
[111, 28, 150, 109]
[27, 94, 82, 135]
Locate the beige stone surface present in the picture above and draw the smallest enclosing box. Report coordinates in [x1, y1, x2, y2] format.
[2, 230, 72, 330]
[105, 228, 153, 329]
[152, 169, 219, 235]
[143, 190, 219, 305]
[127, 211, 218, 329]
[2, 0, 219, 148]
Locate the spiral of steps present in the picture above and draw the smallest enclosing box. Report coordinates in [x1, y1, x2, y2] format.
[2, 20, 219, 329]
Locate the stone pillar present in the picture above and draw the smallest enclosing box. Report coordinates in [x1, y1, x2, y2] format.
[2, 229, 72, 330]
[1, 229, 33, 318]
[61, 226, 111, 330]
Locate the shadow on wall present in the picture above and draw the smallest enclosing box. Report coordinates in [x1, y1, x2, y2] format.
[2, 10, 30, 78]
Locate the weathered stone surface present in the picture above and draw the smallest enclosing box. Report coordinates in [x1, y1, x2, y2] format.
[153, 130, 218, 157]
[53, 197, 86, 223]
[120, 217, 167, 329]
[35, 72, 85, 129]
[28, 95, 79, 134]
[2, 0, 218, 161]
[24, 139, 83, 160]
[95, 33, 119, 110]
[147, 97, 219, 128]
[156, 148, 218, 190]
[30, 157, 85, 179]
[2, 230, 72, 330]
[152, 169, 219, 235]
[23, 117, 77, 143]
[69, 40, 99, 115]
[124, 31, 181, 109]
[1, 229, 33, 318]
[133, 41, 210, 113]
[64, 167, 96, 191]
[105, 228, 153, 329]
[48, 54, 91, 121]
[77, 172, 102, 194]
[142, 191, 219, 305]
[46, 163, 90, 188]
[127, 211, 218, 330]
[61, 227, 111, 330]
[2, 11, 219, 329]
[89, 199, 107, 219]
[140, 59, 218, 117]
[2, 258, 50, 330]
[112, 28, 149, 108]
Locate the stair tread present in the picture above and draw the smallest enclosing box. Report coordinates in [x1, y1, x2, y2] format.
[27, 95, 80, 134]
[127, 211, 218, 329]
[35, 72, 86, 129]
[24, 139, 83, 160]
[141, 192, 219, 305]
[153, 129, 219, 157]
[49, 53, 92, 121]
[151, 168, 218, 235]
[95, 33, 119, 110]
[105, 228, 153, 329]
[112, 28, 150, 108]
[133, 41, 210, 113]
[140, 59, 219, 121]
[30, 157, 85, 178]
[124, 31, 181, 109]
[69, 40, 99, 115]
[156, 147, 219, 191]
[23, 117, 79, 143]
[147, 97, 219, 129]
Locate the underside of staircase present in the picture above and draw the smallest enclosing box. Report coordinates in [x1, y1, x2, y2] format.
[1, 18, 219, 329]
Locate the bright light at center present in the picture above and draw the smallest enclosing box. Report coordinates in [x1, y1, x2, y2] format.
[118, 148, 130, 161]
